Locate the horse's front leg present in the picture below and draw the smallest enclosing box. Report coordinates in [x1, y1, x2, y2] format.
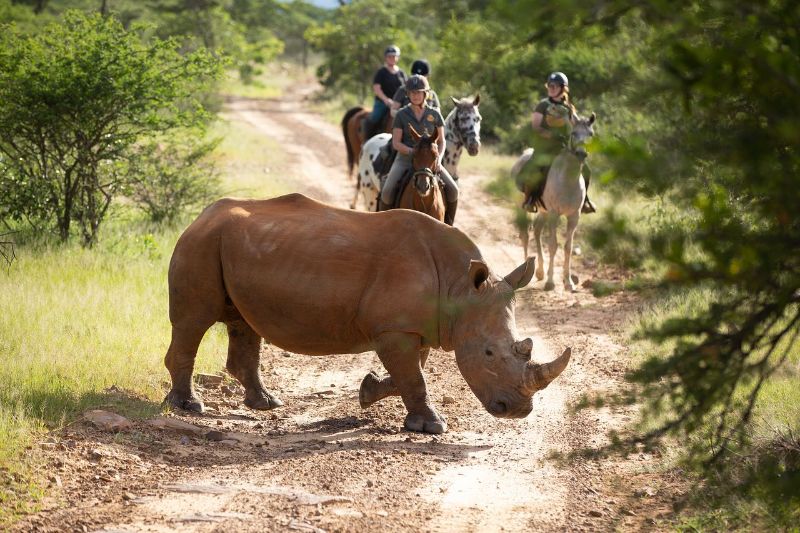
[563, 212, 580, 292]
[533, 215, 546, 281]
[545, 214, 559, 291]
[350, 177, 362, 210]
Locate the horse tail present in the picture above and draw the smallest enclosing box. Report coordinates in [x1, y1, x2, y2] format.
[511, 148, 534, 177]
[342, 106, 365, 178]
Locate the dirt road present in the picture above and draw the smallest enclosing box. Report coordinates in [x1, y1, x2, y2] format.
[15, 88, 672, 532]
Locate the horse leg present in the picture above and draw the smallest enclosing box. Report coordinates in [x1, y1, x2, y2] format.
[544, 214, 559, 291]
[350, 175, 361, 210]
[563, 213, 580, 292]
[533, 214, 546, 281]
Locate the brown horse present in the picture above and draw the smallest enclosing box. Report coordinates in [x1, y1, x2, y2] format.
[396, 125, 445, 222]
[341, 106, 393, 180]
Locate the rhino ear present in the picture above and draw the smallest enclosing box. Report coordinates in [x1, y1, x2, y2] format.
[504, 257, 536, 290]
[468, 260, 489, 291]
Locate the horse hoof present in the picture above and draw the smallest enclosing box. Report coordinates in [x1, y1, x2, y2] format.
[573, 245, 582, 256]
[544, 281, 556, 291]
[571, 274, 579, 284]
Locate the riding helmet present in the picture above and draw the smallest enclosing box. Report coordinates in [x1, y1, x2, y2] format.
[406, 74, 430, 92]
[547, 71, 569, 86]
[411, 59, 431, 76]
[384, 45, 401, 56]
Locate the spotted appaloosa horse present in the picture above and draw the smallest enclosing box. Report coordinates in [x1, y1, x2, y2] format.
[511, 113, 596, 292]
[341, 107, 392, 180]
[443, 95, 482, 180]
[351, 133, 390, 211]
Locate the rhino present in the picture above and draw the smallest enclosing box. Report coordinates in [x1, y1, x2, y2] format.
[164, 194, 571, 434]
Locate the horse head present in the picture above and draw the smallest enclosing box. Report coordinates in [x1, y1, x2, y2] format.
[409, 125, 440, 196]
[449, 94, 482, 156]
[569, 112, 596, 162]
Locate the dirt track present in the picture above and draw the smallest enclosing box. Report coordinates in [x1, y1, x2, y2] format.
[14, 88, 675, 532]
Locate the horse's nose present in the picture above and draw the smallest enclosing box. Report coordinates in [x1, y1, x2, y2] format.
[575, 149, 588, 161]
[468, 141, 481, 156]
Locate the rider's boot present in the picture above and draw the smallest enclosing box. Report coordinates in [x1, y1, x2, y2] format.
[581, 165, 596, 213]
[377, 199, 392, 212]
[444, 200, 458, 226]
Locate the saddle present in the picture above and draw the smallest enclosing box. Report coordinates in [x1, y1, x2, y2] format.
[372, 139, 396, 177]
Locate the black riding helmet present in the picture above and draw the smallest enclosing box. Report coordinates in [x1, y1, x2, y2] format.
[547, 71, 569, 87]
[384, 45, 401, 56]
[406, 74, 430, 92]
[411, 59, 430, 76]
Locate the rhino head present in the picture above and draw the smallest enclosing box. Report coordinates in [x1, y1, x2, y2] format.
[450, 257, 571, 418]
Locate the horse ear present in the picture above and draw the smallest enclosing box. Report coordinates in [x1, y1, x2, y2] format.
[473, 93, 480, 106]
[450, 96, 460, 107]
[588, 112, 596, 125]
[409, 124, 421, 142]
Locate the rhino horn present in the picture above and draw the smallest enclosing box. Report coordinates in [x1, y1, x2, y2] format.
[513, 338, 533, 359]
[524, 347, 572, 392]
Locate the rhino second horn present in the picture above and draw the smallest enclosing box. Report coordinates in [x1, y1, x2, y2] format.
[514, 338, 533, 358]
[524, 347, 572, 392]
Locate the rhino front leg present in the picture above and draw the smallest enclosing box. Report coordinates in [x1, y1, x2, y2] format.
[375, 335, 446, 434]
[360, 348, 430, 408]
[225, 319, 283, 410]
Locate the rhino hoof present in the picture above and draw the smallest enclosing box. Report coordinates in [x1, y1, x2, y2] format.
[245, 393, 283, 410]
[404, 414, 447, 434]
[165, 392, 204, 413]
[359, 371, 381, 409]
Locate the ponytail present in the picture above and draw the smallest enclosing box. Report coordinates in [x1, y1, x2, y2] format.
[562, 86, 577, 117]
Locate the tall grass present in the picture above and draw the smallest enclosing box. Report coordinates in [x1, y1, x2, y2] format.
[627, 288, 800, 528]
[0, 108, 291, 522]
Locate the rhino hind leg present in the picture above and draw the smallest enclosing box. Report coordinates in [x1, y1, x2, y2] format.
[375, 336, 446, 434]
[164, 325, 209, 413]
[225, 318, 283, 410]
[359, 348, 430, 409]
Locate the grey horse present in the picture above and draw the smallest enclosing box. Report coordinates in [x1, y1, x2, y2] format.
[511, 113, 596, 292]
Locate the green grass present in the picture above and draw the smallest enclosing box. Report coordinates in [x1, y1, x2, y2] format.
[0, 108, 292, 523]
[625, 288, 800, 529]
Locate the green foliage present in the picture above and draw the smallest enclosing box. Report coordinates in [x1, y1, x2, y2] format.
[0, 10, 223, 245]
[126, 134, 223, 224]
[305, 0, 418, 101]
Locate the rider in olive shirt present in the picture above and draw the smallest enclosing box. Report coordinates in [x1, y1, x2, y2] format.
[379, 75, 459, 225]
[523, 71, 595, 213]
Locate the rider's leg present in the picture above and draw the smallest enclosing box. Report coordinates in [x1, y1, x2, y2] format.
[581, 163, 596, 213]
[365, 99, 388, 139]
[438, 166, 459, 226]
[379, 156, 412, 211]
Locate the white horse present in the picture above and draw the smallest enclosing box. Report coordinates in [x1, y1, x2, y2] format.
[350, 95, 482, 211]
[512, 113, 596, 292]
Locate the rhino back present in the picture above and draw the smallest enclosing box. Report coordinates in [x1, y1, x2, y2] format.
[197, 194, 480, 354]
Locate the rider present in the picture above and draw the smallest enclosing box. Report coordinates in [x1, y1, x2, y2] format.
[379, 75, 459, 225]
[524, 71, 595, 213]
[391, 59, 440, 110]
[363, 45, 407, 140]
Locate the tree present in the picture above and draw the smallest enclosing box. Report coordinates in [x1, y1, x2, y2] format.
[305, 0, 415, 100]
[0, 10, 222, 245]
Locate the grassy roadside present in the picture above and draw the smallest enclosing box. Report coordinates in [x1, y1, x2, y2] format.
[0, 78, 292, 522]
[626, 290, 800, 530]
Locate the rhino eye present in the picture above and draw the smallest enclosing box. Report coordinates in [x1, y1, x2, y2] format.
[485, 349, 494, 357]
